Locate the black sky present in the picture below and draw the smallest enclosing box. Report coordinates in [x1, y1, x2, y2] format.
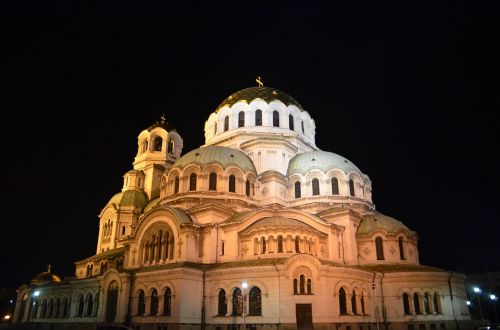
[1, 1, 499, 289]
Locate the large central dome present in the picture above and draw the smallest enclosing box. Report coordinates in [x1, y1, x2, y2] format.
[216, 87, 304, 112]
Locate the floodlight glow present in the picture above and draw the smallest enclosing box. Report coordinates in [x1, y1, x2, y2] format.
[242, 282, 248, 289]
[466, 300, 471, 306]
[491, 294, 497, 300]
[3, 314, 11, 320]
[473, 287, 481, 293]
[33, 290, 40, 297]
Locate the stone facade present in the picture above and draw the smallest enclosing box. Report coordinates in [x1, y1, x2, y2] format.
[14, 86, 471, 330]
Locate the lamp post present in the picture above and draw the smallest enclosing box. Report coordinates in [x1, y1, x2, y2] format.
[242, 282, 248, 330]
[490, 294, 498, 325]
[473, 287, 484, 324]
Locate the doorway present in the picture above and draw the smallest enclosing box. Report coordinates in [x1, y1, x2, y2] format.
[296, 303, 313, 330]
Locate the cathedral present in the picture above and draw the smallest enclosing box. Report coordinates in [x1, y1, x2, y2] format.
[14, 83, 471, 330]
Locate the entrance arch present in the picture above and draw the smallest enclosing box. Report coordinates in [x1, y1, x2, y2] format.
[105, 281, 118, 322]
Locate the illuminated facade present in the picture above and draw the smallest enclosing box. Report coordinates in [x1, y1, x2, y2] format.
[14, 84, 471, 329]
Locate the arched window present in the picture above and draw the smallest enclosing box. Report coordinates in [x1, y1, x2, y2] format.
[218, 289, 227, 316]
[307, 279, 312, 294]
[295, 236, 300, 253]
[349, 179, 355, 196]
[174, 176, 179, 193]
[209, 172, 217, 190]
[62, 298, 68, 318]
[32, 299, 39, 319]
[238, 111, 245, 127]
[361, 294, 366, 315]
[255, 110, 262, 126]
[339, 288, 347, 315]
[141, 140, 148, 153]
[189, 173, 197, 191]
[351, 290, 357, 314]
[433, 292, 441, 314]
[77, 295, 84, 317]
[261, 237, 266, 254]
[299, 274, 305, 294]
[331, 177, 339, 195]
[163, 288, 172, 316]
[399, 237, 405, 260]
[40, 299, 47, 318]
[403, 293, 411, 315]
[150, 289, 159, 316]
[293, 278, 298, 294]
[273, 111, 280, 127]
[289, 114, 294, 130]
[277, 236, 283, 253]
[229, 175, 236, 193]
[232, 288, 243, 316]
[168, 140, 174, 153]
[214, 123, 217, 135]
[106, 281, 118, 323]
[375, 237, 385, 260]
[312, 178, 320, 196]
[424, 293, 431, 314]
[224, 116, 229, 131]
[249, 287, 262, 316]
[246, 179, 250, 196]
[301, 120, 305, 133]
[294, 181, 301, 198]
[137, 290, 145, 316]
[414, 293, 421, 314]
[86, 294, 93, 317]
[153, 137, 162, 151]
[55, 297, 61, 318]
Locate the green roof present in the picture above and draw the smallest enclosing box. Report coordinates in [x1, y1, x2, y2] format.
[356, 212, 411, 236]
[174, 145, 256, 173]
[216, 86, 304, 112]
[288, 150, 362, 176]
[107, 190, 148, 209]
[240, 216, 314, 234]
[144, 197, 160, 213]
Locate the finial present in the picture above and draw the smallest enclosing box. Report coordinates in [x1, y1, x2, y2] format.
[160, 114, 166, 123]
[47, 264, 52, 273]
[256, 76, 264, 88]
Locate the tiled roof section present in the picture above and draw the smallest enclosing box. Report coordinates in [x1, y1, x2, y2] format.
[216, 87, 304, 112]
[356, 212, 411, 236]
[240, 216, 313, 234]
[76, 247, 125, 263]
[288, 150, 362, 176]
[107, 190, 148, 209]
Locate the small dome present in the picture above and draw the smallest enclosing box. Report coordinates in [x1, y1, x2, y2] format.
[356, 212, 411, 236]
[288, 150, 362, 176]
[108, 190, 148, 209]
[216, 87, 304, 112]
[146, 115, 176, 132]
[173, 146, 256, 173]
[31, 265, 61, 285]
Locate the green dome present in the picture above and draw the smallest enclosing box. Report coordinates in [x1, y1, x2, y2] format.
[357, 213, 411, 236]
[173, 146, 256, 173]
[288, 151, 362, 176]
[216, 87, 304, 112]
[108, 190, 148, 209]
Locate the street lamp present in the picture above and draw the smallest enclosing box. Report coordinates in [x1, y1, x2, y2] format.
[473, 287, 485, 324]
[242, 282, 248, 330]
[490, 294, 498, 324]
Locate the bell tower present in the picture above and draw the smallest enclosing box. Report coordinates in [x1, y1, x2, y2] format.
[133, 116, 183, 199]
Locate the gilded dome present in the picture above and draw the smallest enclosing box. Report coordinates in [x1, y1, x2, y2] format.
[108, 190, 148, 209]
[356, 212, 411, 236]
[216, 87, 304, 112]
[288, 150, 362, 176]
[31, 266, 62, 285]
[173, 146, 256, 173]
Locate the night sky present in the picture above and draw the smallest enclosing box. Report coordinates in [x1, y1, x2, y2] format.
[1, 2, 498, 289]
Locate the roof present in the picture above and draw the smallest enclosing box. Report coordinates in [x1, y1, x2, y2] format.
[108, 190, 148, 209]
[173, 145, 256, 173]
[288, 150, 362, 176]
[240, 216, 314, 235]
[216, 86, 304, 112]
[356, 212, 411, 236]
[146, 116, 176, 132]
[31, 266, 62, 285]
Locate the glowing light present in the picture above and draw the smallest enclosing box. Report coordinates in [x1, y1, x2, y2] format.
[33, 290, 40, 297]
[3, 314, 11, 320]
[9, 300, 13, 303]
[242, 282, 248, 289]
[473, 287, 481, 293]
[466, 300, 471, 306]
[491, 294, 497, 300]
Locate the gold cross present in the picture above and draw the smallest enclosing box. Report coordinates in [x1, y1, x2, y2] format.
[256, 76, 264, 87]
[47, 264, 52, 273]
